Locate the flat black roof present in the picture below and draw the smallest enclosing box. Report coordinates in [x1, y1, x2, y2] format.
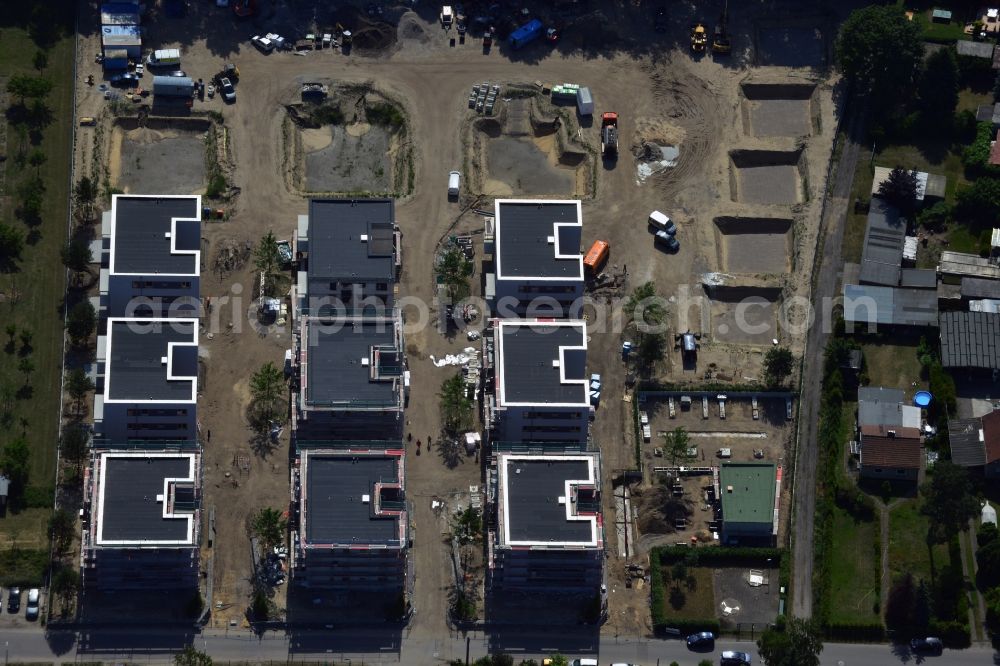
[304, 454, 401, 545]
[504, 458, 594, 543]
[305, 318, 401, 407]
[948, 418, 987, 467]
[100, 455, 193, 543]
[308, 198, 394, 282]
[106, 320, 196, 402]
[496, 201, 582, 279]
[940, 311, 1000, 369]
[499, 322, 587, 405]
[112, 196, 199, 275]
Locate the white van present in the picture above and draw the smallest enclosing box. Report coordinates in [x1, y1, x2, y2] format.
[448, 171, 461, 198]
[648, 210, 675, 233]
[569, 659, 598, 666]
[146, 48, 181, 67]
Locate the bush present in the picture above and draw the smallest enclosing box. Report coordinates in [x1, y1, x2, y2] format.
[206, 173, 227, 198]
[22, 485, 52, 508]
[928, 361, 957, 425]
[0, 549, 47, 586]
[824, 622, 886, 641]
[917, 201, 952, 232]
[311, 104, 344, 126]
[962, 122, 1000, 175]
[654, 545, 783, 567]
[929, 619, 971, 648]
[366, 101, 405, 129]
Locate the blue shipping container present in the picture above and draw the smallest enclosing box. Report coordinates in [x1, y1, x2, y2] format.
[508, 19, 542, 49]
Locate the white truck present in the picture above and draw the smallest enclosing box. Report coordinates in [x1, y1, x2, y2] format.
[145, 48, 181, 67]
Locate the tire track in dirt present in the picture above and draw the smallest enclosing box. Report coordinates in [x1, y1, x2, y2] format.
[642, 56, 725, 194]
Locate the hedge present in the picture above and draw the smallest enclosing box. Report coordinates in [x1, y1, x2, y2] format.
[655, 545, 783, 567]
[655, 618, 722, 636]
[0, 548, 48, 587]
[650, 549, 667, 627]
[929, 620, 971, 648]
[825, 622, 886, 642]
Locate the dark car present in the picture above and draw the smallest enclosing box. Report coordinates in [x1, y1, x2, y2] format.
[686, 631, 715, 650]
[7, 587, 20, 614]
[109, 72, 140, 87]
[910, 637, 943, 654]
[655, 230, 680, 252]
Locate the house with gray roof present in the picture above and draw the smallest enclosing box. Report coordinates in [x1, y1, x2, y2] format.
[948, 410, 1000, 478]
[484, 318, 590, 448]
[100, 194, 201, 318]
[82, 448, 201, 590]
[843, 284, 939, 329]
[292, 447, 408, 595]
[857, 386, 921, 430]
[94, 317, 199, 444]
[484, 199, 584, 317]
[487, 452, 603, 596]
[293, 198, 399, 315]
[859, 198, 907, 287]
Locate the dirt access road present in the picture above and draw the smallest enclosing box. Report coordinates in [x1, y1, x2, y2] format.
[70, 0, 842, 639]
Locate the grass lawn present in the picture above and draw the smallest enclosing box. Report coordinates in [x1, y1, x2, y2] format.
[657, 567, 716, 620]
[828, 505, 882, 624]
[0, 26, 74, 534]
[888, 500, 950, 583]
[859, 340, 927, 395]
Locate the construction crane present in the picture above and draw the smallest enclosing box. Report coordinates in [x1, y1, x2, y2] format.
[713, 0, 731, 55]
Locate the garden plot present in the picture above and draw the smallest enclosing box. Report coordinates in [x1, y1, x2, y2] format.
[741, 83, 817, 138]
[713, 217, 793, 274]
[729, 149, 804, 205]
[111, 118, 209, 194]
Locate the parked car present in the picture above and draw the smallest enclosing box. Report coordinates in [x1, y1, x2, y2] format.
[910, 637, 943, 654]
[721, 651, 753, 665]
[686, 631, 715, 650]
[648, 210, 675, 234]
[655, 229, 680, 252]
[251, 35, 274, 53]
[219, 77, 236, 102]
[448, 170, 461, 198]
[25, 588, 39, 621]
[7, 587, 20, 614]
[109, 72, 140, 87]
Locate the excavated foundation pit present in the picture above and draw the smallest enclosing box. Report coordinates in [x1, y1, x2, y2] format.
[111, 117, 211, 194]
[729, 149, 804, 205]
[473, 98, 590, 197]
[741, 83, 817, 138]
[713, 217, 793, 273]
[705, 286, 783, 345]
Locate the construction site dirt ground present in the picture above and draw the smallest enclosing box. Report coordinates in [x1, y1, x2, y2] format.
[69, 0, 841, 643]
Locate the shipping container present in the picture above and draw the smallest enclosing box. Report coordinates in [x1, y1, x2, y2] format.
[152, 75, 194, 97]
[576, 86, 594, 116]
[583, 240, 609, 273]
[508, 19, 543, 49]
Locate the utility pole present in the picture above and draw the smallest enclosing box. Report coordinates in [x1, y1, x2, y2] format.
[465, 636, 470, 665]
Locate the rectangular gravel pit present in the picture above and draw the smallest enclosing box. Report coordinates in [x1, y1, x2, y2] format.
[742, 83, 816, 138]
[730, 150, 803, 205]
[714, 217, 793, 274]
[303, 124, 392, 193]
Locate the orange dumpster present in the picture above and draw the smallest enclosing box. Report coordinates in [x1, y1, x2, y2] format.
[583, 240, 609, 273]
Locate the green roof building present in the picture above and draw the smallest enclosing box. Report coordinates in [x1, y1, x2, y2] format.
[719, 462, 778, 545]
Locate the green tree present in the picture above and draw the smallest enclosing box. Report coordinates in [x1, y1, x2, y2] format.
[917, 200, 952, 231]
[435, 245, 473, 302]
[885, 572, 915, 630]
[174, 646, 213, 666]
[670, 561, 688, 589]
[253, 230, 281, 277]
[51, 566, 79, 607]
[977, 538, 1000, 587]
[918, 47, 959, 126]
[757, 617, 823, 666]
[662, 427, 693, 465]
[65, 367, 94, 415]
[28, 148, 46, 175]
[921, 460, 979, 543]
[17, 356, 35, 385]
[1, 437, 31, 491]
[624, 281, 668, 372]
[955, 176, 1000, 225]
[877, 167, 919, 217]
[66, 301, 97, 347]
[61, 239, 93, 282]
[0, 223, 25, 266]
[452, 506, 482, 544]
[544, 656, 568, 666]
[18, 329, 32, 353]
[6, 74, 52, 103]
[251, 507, 287, 551]
[439, 372, 473, 433]
[48, 509, 76, 554]
[248, 361, 285, 427]
[979, 521, 998, 547]
[763, 346, 795, 387]
[61, 425, 90, 472]
[835, 6, 922, 112]
[32, 50, 48, 74]
[73, 176, 99, 223]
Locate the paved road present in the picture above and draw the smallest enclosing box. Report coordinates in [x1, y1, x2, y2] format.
[0, 627, 996, 665]
[790, 100, 866, 620]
